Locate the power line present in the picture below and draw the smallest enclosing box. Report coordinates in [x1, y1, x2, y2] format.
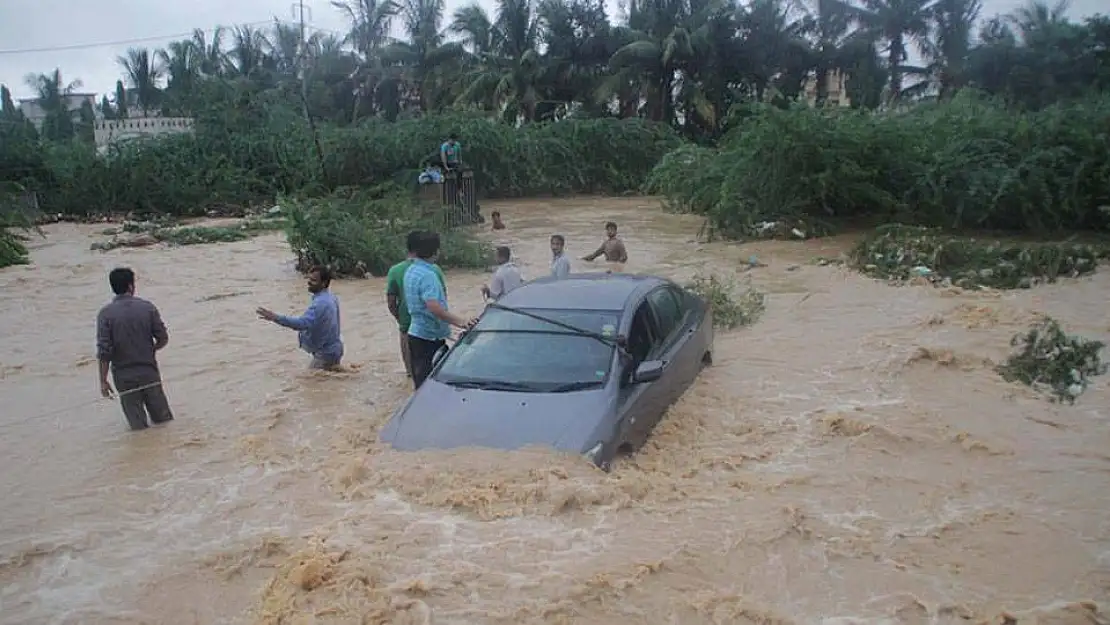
[0, 21, 281, 56]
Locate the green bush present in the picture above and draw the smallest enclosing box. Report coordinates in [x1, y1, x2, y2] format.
[997, 317, 1107, 403]
[1, 185, 41, 269]
[0, 229, 31, 268]
[646, 92, 1110, 236]
[851, 224, 1109, 289]
[13, 110, 680, 217]
[282, 185, 491, 278]
[684, 273, 766, 329]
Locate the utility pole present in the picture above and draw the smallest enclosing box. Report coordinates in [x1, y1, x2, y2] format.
[291, 0, 326, 177]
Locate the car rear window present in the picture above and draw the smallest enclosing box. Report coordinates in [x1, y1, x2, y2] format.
[435, 308, 620, 388]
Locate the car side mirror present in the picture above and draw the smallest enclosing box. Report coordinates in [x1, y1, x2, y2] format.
[632, 359, 664, 384]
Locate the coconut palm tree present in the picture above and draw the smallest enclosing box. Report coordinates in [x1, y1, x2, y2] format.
[158, 40, 200, 114]
[923, 0, 981, 99]
[333, 0, 400, 120]
[853, 0, 934, 104]
[380, 0, 467, 113]
[117, 47, 163, 115]
[452, 0, 545, 123]
[23, 69, 82, 141]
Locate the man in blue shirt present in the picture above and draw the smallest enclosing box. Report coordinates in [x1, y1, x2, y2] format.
[404, 231, 477, 389]
[257, 265, 344, 370]
[440, 133, 462, 172]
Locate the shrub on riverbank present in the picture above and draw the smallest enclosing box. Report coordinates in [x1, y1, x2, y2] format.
[0, 229, 31, 268]
[282, 185, 490, 278]
[684, 273, 766, 329]
[997, 317, 1107, 403]
[850, 225, 1110, 289]
[646, 93, 1110, 237]
[10, 114, 680, 217]
[1, 187, 40, 268]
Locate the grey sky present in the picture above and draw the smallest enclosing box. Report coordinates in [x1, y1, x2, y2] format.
[0, 0, 1104, 101]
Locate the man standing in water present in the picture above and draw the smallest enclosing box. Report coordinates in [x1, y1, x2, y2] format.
[257, 265, 344, 370]
[387, 231, 447, 378]
[405, 231, 477, 389]
[481, 246, 524, 301]
[550, 234, 571, 279]
[96, 267, 174, 431]
[440, 133, 462, 172]
[581, 221, 629, 271]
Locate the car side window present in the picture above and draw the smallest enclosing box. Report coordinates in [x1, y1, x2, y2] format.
[647, 287, 684, 343]
[626, 302, 657, 367]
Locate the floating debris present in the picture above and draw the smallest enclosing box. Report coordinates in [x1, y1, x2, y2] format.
[851, 224, 1109, 289]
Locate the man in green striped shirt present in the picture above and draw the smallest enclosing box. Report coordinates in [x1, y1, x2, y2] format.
[386, 232, 447, 378]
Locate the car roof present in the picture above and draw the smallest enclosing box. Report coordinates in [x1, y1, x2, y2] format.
[495, 273, 670, 312]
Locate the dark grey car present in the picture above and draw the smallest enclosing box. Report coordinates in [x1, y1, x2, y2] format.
[379, 273, 715, 470]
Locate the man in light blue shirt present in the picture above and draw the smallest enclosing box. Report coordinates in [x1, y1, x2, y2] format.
[550, 234, 571, 278]
[404, 231, 477, 389]
[481, 246, 524, 301]
[257, 265, 344, 370]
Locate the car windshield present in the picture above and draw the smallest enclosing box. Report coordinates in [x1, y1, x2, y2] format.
[434, 307, 621, 392]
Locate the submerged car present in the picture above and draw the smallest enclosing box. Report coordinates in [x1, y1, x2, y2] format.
[379, 273, 715, 470]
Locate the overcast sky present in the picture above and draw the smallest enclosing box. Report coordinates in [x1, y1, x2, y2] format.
[0, 0, 1104, 101]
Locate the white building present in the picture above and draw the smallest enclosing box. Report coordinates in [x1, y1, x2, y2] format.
[17, 92, 100, 130]
[802, 71, 851, 108]
[93, 117, 195, 152]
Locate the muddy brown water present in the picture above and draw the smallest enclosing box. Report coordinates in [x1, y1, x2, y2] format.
[1, 196, 1108, 625]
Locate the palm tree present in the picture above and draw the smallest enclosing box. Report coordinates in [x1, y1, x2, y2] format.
[333, 0, 400, 120]
[158, 40, 200, 114]
[536, 0, 616, 119]
[924, 0, 981, 99]
[190, 27, 228, 76]
[226, 25, 272, 80]
[380, 0, 467, 113]
[23, 69, 82, 141]
[854, 0, 934, 104]
[452, 0, 545, 123]
[607, 0, 701, 123]
[117, 47, 163, 115]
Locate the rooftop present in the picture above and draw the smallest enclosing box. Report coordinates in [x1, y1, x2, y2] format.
[497, 272, 666, 312]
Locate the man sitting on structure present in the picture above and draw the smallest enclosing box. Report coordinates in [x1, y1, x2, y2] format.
[440, 133, 463, 172]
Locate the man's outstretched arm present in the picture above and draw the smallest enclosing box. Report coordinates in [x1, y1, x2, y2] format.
[275, 300, 319, 331]
[582, 242, 605, 261]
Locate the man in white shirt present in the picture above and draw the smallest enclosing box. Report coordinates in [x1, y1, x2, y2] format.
[482, 246, 525, 301]
[550, 234, 571, 279]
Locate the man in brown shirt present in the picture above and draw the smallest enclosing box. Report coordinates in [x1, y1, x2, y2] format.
[96, 267, 174, 430]
[581, 221, 629, 270]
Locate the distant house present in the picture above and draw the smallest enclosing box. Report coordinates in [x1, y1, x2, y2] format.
[17, 92, 100, 130]
[93, 117, 195, 152]
[802, 71, 851, 108]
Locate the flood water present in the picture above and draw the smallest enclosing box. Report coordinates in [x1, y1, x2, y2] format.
[1, 196, 1108, 625]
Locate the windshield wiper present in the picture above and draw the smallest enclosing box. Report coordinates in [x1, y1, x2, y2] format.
[486, 303, 619, 349]
[443, 379, 537, 392]
[547, 380, 605, 393]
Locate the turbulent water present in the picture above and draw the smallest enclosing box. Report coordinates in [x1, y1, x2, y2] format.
[1, 196, 1108, 625]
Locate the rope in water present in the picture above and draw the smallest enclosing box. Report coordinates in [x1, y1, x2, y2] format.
[0, 378, 174, 430]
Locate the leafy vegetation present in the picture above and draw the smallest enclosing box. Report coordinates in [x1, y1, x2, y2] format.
[91, 216, 287, 250]
[647, 93, 1110, 238]
[850, 225, 1110, 288]
[684, 273, 766, 329]
[282, 185, 491, 278]
[0, 227, 32, 269]
[997, 317, 1107, 403]
[0, 185, 42, 268]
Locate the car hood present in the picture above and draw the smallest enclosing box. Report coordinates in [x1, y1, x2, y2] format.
[379, 379, 612, 455]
